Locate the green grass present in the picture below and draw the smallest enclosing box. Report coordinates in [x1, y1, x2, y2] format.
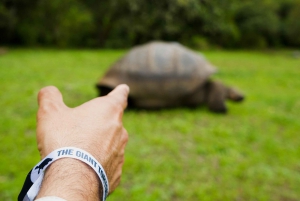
[0, 49, 299, 201]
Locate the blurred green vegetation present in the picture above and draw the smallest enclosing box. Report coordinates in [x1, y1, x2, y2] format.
[0, 49, 299, 200]
[1, 0, 300, 48]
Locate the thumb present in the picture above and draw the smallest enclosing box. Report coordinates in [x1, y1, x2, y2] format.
[107, 84, 130, 110]
[37, 86, 66, 114]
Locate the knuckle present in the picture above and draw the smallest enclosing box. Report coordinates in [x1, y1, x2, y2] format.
[113, 102, 123, 113]
[39, 100, 60, 113]
[121, 129, 129, 143]
[112, 121, 123, 131]
[107, 97, 124, 112]
[118, 150, 125, 158]
[117, 169, 123, 177]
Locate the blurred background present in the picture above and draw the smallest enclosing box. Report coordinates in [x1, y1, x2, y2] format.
[1, 0, 300, 49]
[0, 0, 300, 201]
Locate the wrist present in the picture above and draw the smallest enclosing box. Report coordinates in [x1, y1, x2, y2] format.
[36, 158, 101, 201]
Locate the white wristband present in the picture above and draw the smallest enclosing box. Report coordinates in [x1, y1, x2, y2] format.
[35, 196, 67, 201]
[18, 147, 109, 201]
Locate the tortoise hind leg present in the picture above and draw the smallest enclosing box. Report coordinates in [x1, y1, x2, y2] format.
[206, 81, 228, 113]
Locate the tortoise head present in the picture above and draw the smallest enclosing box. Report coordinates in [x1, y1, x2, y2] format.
[226, 87, 245, 102]
[206, 81, 244, 113]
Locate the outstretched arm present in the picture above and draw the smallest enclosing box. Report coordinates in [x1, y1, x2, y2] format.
[34, 84, 129, 200]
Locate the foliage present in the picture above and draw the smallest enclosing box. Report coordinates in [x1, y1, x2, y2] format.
[284, 2, 300, 46]
[234, 0, 281, 48]
[0, 49, 300, 200]
[16, 0, 94, 47]
[0, 0, 17, 45]
[0, 0, 300, 48]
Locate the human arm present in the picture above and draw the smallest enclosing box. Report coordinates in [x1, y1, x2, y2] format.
[33, 84, 129, 200]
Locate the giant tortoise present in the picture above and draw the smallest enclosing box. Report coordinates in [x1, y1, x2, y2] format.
[96, 41, 244, 113]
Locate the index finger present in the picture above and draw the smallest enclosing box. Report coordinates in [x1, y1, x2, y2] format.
[107, 84, 130, 110]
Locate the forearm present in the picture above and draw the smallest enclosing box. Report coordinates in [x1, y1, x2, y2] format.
[36, 158, 101, 201]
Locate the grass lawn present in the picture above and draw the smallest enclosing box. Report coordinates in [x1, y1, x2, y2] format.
[0, 48, 299, 201]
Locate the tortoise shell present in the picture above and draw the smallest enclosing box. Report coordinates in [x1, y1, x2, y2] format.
[97, 41, 217, 108]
